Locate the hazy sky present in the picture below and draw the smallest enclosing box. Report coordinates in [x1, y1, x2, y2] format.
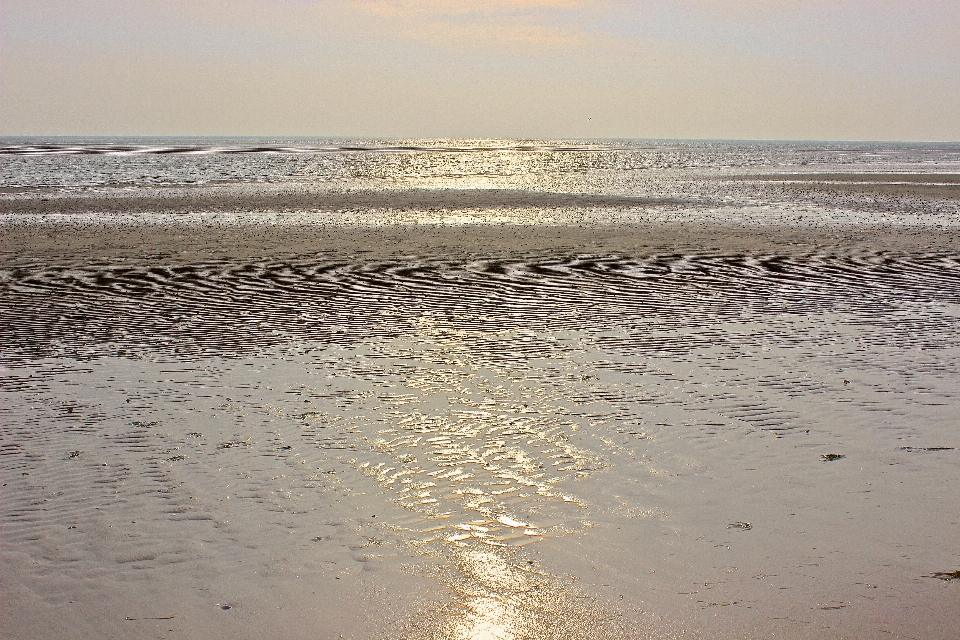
[2, 0, 959, 140]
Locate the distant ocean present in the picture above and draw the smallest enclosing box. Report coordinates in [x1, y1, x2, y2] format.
[3, 136, 960, 189]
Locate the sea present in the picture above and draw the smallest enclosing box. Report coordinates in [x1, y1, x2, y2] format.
[2, 138, 960, 639]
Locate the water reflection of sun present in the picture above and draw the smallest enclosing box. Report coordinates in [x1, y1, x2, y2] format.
[352, 315, 597, 543]
[423, 546, 629, 640]
[382, 139, 567, 194]
[451, 549, 527, 640]
[364, 316, 629, 639]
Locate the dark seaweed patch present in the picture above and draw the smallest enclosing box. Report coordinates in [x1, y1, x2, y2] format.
[929, 570, 960, 581]
[218, 438, 251, 449]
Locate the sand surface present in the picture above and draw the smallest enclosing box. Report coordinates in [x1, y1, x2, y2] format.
[3, 159, 960, 639]
[730, 174, 960, 201]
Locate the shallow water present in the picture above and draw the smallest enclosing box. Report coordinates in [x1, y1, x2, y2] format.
[2, 140, 960, 639]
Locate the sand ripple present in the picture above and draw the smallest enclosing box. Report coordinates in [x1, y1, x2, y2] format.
[3, 252, 958, 366]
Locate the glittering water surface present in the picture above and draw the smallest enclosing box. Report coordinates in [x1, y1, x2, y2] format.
[4, 137, 960, 229]
[0, 137, 957, 191]
[3, 139, 960, 639]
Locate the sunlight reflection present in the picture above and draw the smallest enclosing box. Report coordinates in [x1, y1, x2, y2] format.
[347, 316, 600, 544]
[452, 549, 529, 640]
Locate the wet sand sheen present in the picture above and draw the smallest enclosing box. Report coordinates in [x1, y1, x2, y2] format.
[741, 173, 960, 183]
[0, 188, 683, 216]
[4, 174, 960, 219]
[5, 219, 960, 265]
[732, 174, 960, 200]
[3, 217, 960, 639]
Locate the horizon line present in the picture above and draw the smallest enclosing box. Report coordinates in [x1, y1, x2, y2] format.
[2, 134, 959, 145]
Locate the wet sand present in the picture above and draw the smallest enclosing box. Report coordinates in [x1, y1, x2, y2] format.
[4, 215, 960, 266]
[731, 173, 960, 200]
[3, 183, 960, 639]
[0, 188, 687, 217]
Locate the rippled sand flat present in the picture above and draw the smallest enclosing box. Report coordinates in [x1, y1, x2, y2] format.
[2, 140, 960, 639]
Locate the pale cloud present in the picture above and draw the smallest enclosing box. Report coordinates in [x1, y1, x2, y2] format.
[350, 0, 602, 50]
[358, 0, 591, 15]
[348, 0, 960, 67]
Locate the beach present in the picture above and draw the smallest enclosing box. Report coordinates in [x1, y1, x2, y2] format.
[2, 140, 960, 639]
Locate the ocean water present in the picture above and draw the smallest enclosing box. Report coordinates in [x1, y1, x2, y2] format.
[3, 137, 960, 229]
[2, 139, 960, 639]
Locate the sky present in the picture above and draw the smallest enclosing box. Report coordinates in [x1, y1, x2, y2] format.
[1, 0, 959, 140]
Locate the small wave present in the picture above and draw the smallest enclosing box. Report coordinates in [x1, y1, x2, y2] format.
[0, 143, 627, 157]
